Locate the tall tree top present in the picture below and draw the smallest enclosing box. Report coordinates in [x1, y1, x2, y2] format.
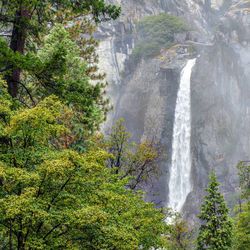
[197, 171, 233, 250]
[0, 0, 121, 23]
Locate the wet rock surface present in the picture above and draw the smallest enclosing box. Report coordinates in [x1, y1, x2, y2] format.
[98, 0, 250, 220]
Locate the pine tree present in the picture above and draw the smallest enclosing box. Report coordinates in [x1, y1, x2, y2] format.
[196, 171, 233, 250]
[0, 0, 120, 98]
[0, 0, 120, 141]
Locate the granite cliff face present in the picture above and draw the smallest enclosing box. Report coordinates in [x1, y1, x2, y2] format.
[97, 0, 250, 219]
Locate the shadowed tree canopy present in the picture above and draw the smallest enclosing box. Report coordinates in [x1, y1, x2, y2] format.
[0, 0, 120, 98]
[0, 0, 120, 141]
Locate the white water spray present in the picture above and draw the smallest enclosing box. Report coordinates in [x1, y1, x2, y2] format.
[168, 58, 197, 212]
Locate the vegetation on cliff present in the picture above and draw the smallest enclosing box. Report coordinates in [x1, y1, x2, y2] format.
[131, 13, 188, 63]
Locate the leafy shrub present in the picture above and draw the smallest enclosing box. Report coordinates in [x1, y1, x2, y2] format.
[131, 13, 188, 63]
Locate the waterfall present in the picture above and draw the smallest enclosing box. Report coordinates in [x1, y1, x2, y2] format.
[168, 58, 197, 212]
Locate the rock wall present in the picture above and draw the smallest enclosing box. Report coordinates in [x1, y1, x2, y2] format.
[98, 0, 250, 219]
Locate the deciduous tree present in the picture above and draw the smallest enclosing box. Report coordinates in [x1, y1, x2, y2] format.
[105, 119, 162, 190]
[0, 81, 168, 249]
[233, 162, 250, 250]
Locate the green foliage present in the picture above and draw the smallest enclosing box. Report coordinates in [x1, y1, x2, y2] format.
[35, 25, 105, 134]
[233, 202, 250, 250]
[0, 0, 120, 102]
[0, 88, 169, 249]
[131, 13, 188, 63]
[103, 119, 161, 190]
[0, 0, 121, 26]
[0, 23, 108, 144]
[196, 172, 233, 250]
[0, 37, 41, 73]
[168, 214, 192, 250]
[0, 3, 173, 249]
[233, 162, 250, 250]
[237, 161, 250, 199]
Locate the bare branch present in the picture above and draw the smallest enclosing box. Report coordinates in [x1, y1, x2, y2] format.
[18, 81, 36, 106]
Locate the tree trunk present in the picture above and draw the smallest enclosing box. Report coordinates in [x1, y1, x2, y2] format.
[17, 233, 25, 250]
[17, 218, 25, 250]
[9, 220, 13, 250]
[7, 8, 30, 98]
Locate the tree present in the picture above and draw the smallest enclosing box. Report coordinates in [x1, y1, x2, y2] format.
[0, 22, 111, 145]
[0, 1, 173, 249]
[196, 172, 233, 250]
[34, 25, 108, 137]
[104, 119, 162, 190]
[237, 161, 250, 200]
[168, 214, 192, 250]
[0, 0, 120, 98]
[233, 162, 250, 250]
[59, 13, 107, 82]
[0, 81, 169, 249]
[0, 1, 119, 138]
[233, 202, 250, 250]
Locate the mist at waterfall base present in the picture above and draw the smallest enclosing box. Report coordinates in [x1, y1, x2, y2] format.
[168, 58, 197, 213]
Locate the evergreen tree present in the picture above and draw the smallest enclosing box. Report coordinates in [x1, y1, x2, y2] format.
[0, 0, 120, 98]
[34, 25, 107, 139]
[196, 171, 233, 250]
[0, 1, 120, 137]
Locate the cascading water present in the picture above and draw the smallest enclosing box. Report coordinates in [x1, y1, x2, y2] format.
[168, 58, 197, 212]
